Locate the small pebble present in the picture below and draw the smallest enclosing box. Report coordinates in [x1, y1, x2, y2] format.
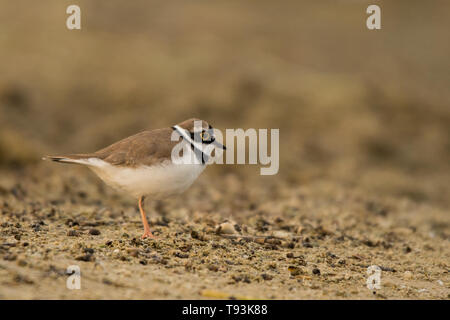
[17, 259, 27, 267]
[127, 248, 139, 257]
[139, 259, 147, 265]
[83, 248, 94, 254]
[190, 230, 200, 239]
[261, 274, 273, 280]
[3, 254, 17, 261]
[288, 266, 304, 276]
[302, 241, 313, 248]
[174, 252, 189, 259]
[255, 238, 265, 244]
[216, 222, 236, 235]
[208, 264, 219, 272]
[89, 229, 101, 236]
[417, 288, 427, 293]
[76, 254, 95, 262]
[271, 230, 290, 239]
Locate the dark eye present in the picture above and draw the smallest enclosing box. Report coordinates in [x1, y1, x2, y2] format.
[200, 131, 211, 141]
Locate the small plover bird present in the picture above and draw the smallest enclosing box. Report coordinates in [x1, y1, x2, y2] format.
[44, 118, 225, 239]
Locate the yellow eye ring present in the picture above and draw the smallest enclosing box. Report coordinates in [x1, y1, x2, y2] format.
[200, 131, 210, 141]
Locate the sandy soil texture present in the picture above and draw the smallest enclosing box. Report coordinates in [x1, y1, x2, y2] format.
[0, 1, 449, 299]
[0, 166, 449, 299]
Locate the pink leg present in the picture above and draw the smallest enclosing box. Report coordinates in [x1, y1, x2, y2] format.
[139, 196, 155, 239]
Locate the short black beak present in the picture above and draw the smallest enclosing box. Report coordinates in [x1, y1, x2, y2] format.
[213, 140, 226, 150]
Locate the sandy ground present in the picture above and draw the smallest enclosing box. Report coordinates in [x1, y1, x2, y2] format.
[0, 165, 448, 299]
[0, 1, 449, 299]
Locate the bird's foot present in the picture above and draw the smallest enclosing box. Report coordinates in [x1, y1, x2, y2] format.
[141, 231, 156, 239]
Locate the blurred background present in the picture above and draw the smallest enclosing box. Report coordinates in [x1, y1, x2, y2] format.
[0, 0, 449, 207]
[1, 0, 449, 300]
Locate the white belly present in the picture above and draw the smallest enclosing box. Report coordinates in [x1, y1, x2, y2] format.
[88, 159, 205, 199]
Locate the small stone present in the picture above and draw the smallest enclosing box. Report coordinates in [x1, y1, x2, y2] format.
[404, 271, 413, 279]
[261, 273, 273, 280]
[65, 219, 79, 227]
[208, 264, 219, 272]
[67, 230, 78, 237]
[191, 230, 200, 239]
[174, 252, 189, 259]
[17, 259, 27, 267]
[302, 241, 313, 248]
[312, 268, 321, 275]
[83, 248, 94, 254]
[264, 244, 279, 250]
[417, 288, 427, 293]
[89, 229, 101, 236]
[285, 242, 295, 249]
[327, 252, 338, 259]
[271, 230, 290, 239]
[296, 258, 307, 266]
[288, 266, 304, 276]
[14, 274, 34, 284]
[3, 254, 17, 261]
[216, 222, 236, 235]
[190, 230, 209, 241]
[232, 274, 250, 283]
[127, 248, 139, 257]
[75, 254, 95, 262]
[255, 238, 265, 244]
[180, 244, 192, 252]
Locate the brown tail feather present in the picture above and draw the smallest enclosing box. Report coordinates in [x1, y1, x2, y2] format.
[42, 154, 97, 164]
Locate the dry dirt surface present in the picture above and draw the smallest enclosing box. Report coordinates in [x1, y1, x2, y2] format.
[0, 1, 449, 299]
[0, 166, 449, 299]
